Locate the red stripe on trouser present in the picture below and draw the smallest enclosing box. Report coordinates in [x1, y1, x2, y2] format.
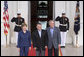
[59, 45, 63, 56]
[18, 44, 62, 56]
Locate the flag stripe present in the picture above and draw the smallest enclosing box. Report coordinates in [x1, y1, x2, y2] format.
[3, 1, 10, 35]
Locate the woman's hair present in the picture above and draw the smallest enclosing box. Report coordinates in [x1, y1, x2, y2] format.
[21, 23, 27, 28]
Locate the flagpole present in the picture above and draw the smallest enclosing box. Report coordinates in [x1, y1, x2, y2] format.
[9, 21, 11, 47]
[6, 35, 8, 48]
[9, 33, 11, 47]
[74, 1, 80, 48]
[76, 35, 79, 48]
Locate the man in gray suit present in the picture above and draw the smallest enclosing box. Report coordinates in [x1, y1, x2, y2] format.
[47, 20, 61, 56]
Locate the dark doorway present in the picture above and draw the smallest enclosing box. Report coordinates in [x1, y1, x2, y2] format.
[31, 1, 53, 33]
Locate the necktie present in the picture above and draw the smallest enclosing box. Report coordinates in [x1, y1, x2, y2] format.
[50, 29, 53, 38]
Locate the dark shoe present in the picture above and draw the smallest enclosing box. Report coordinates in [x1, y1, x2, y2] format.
[61, 46, 65, 48]
[61, 46, 63, 48]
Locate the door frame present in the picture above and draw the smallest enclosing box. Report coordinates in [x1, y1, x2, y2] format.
[29, 1, 55, 31]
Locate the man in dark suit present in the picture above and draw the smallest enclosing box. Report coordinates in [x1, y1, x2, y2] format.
[32, 23, 48, 56]
[47, 20, 61, 56]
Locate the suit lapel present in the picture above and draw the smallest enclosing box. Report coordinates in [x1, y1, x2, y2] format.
[41, 30, 43, 38]
[53, 27, 55, 37]
[36, 30, 42, 39]
[53, 27, 57, 37]
[36, 30, 40, 39]
[48, 27, 56, 38]
[48, 27, 52, 38]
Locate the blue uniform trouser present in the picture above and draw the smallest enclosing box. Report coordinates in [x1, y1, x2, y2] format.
[20, 47, 29, 56]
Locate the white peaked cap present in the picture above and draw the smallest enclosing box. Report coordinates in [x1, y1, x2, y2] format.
[62, 11, 66, 14]
[14, 15, 17, 17]
[17, 9, 21, 14]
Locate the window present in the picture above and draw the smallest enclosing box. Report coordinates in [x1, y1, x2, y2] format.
[37, 1, 48, 18]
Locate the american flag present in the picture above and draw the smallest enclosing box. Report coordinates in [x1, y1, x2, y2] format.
[3, 1, 10, 35]
[74, 1, 80, 35]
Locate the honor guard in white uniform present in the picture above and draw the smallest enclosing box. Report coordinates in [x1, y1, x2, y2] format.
[11, 11, 25, 45]
[55, 13, 69, 48]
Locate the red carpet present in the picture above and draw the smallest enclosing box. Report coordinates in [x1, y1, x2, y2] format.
[28, 44, 62, 56]
[28, 44, 36, 56]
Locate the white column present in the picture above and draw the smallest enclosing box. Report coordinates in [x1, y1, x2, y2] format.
[53, 1, 55, 21]
[65, 1, 73, 44]
[1, 1, 6, 46]
[69, 1, 77, 46]
[8, 1, 18, 44]
[79, 1, 83, 46]
[55, 1, 66, 27]
[18, 1, 29, 29]
[28, 1, 31, 31]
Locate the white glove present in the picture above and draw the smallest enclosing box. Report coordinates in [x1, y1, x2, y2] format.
[14, 15, 17, 18]
[67, 30, 69, 32]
